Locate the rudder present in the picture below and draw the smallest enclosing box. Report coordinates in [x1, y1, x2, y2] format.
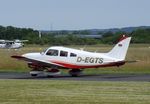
[106, 35, 131, 60]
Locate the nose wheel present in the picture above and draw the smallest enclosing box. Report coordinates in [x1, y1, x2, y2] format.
[44, 68, 61, 77]
[30, 69, 43, 77]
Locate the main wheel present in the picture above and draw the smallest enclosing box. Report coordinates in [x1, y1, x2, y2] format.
[69, 69, 82, 77]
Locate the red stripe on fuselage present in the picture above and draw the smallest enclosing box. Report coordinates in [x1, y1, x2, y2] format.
[50, 60, 125, 69]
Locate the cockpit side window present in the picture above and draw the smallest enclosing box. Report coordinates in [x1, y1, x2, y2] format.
[46, 49, 58, 56]
[60, 50, 68, 57]
[70, 53, 77, 57]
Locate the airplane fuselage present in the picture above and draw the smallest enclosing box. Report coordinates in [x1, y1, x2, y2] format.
[23, 46, 124, 69]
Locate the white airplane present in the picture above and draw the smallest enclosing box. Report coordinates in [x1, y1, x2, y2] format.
[0, 39, 28, 49]
[12, 35, 131, 77]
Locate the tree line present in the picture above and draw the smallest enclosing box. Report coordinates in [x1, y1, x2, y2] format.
[0, 25, 150, 45]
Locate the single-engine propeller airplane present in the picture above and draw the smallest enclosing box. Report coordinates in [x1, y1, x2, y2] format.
[0, 39, 28, 49]
[12, 35, 131, 77]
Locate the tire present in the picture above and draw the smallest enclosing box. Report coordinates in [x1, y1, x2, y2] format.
[69, 69, 82, 77]
[31, 74, 37, 77]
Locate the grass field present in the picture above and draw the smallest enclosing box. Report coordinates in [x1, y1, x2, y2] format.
[0, 44, 149, 74]
[0, 80, 149, 104]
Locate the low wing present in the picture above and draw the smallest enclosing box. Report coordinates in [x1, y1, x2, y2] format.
[21, 40, 28, 42]
[11, 55, 63, 68]
[15, 40, 28, 42]
[5, 40, 14, 43]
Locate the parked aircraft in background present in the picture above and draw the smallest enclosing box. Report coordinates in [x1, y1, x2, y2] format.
[12, 35, 131, 77]
[0, 39, 28, 49]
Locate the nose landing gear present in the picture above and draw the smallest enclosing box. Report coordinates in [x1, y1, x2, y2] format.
[44, 68, 61, 77]
[30, 69, 43, 76]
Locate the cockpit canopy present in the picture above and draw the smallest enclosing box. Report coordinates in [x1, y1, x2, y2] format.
[44, 47, 77, 57]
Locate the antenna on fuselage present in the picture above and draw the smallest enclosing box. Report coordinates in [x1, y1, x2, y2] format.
[80, 45, 86, 51]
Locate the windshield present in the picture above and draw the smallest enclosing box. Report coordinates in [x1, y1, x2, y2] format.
[41, 48, 48, 55]
[46, 49, 58, 56]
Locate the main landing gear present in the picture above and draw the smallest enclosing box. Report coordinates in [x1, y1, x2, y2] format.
[69, 69, 83, 77]
[29, 68, 61, 77]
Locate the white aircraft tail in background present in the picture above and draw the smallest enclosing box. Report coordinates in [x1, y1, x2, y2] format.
[12, 35, 132, 77]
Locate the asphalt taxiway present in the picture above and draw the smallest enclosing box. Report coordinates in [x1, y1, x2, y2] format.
[0, 72, 150, 81]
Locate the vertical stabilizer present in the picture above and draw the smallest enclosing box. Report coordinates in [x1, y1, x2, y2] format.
[107, 35, 131, 60]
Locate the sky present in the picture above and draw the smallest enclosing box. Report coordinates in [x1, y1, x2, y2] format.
[0, 0, 150, 30]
